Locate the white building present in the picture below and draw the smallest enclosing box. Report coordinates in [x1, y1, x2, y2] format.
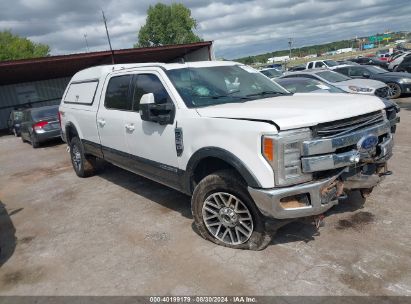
[304, 54, 317, 59]
[267, 55, 290, 63]
[335, 48, 353, 54]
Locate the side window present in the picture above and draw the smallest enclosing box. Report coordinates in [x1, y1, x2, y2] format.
[105, 75, 132, 110]
[307, 62, 313, 69]
[403, 55, 411, 63]
[349, 67, 364, 77]
[336, 67, 349, 75]
[132, 74, 171, 111]
[315, 62, 325, 68]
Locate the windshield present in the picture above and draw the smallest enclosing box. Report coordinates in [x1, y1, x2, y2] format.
[276, 78, 345, 93]
[166, 65, 289, 108]
[316, 71, 351, 83]
[260, 69, 282, 78]
[31, 106, 59, 121]
[324, 60, 339, 67]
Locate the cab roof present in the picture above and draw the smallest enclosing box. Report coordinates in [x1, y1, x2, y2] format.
[70, 61, 241, 83]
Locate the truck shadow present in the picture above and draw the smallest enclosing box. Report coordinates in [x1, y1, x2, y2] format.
[0, 200, 17, 267]
[97, 164, 368, 247]
[98, 163, 193, 219]
[272, 191, 366, 245]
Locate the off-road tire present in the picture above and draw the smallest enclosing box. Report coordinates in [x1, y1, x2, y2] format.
[191, 169, 272, 250]
[69, 137, 96, 177]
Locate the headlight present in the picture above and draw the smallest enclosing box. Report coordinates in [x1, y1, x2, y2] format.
[348, 86, 373, 93]
[262, 129, 313, 186]
[399, 78, 411, 84]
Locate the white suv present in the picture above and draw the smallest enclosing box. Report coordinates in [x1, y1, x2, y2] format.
[59, 61, 397, 250]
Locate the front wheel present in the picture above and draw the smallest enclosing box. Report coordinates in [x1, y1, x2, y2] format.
[387, 82, 402, 99]
[69, 137, 97, 177]
[191, 170, 272, 250]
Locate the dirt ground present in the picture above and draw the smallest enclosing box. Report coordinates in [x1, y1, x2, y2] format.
[0, 97, 410, 296]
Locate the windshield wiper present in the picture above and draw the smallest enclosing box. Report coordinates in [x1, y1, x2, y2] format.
[194, 91, 251, 100]
[246, 91, 288, 97]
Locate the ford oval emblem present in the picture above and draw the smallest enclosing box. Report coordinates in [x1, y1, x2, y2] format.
[357, 134, 379, 152]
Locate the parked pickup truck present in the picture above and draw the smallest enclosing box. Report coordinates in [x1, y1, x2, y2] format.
[59, 61, 399, 250]
[306, 59, 348, 70]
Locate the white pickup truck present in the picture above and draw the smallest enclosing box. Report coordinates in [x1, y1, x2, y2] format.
[305, 59, 347, 70]
[59, 61, 398, 250]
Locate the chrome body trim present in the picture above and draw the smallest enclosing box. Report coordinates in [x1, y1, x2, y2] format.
[301, 133, 393, 173]
[302, 120, 391, 156]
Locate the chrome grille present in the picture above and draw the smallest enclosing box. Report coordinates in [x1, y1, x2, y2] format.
[375, 86, 389, 98]
[313, 111, 384, 139]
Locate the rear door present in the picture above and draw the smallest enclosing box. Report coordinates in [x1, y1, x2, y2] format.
[96, 74, 133, 166]
[348, 66, 366, 78]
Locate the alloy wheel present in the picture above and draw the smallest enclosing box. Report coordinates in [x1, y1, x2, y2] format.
[71, 144, 82, 171]
[387, 83, 401, 98]
[202, 192, 254, 245]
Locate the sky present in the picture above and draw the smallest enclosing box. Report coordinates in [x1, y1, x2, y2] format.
[0, 0, 410, 59]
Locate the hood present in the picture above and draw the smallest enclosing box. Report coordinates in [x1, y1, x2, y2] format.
[196, 93, 386, 130]
[337, 79, 386, 89]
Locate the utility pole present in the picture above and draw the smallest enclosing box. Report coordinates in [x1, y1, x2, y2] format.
[288, 37, 293, 59]
[84, 34, 89, 52]
[102, 10, 115, 64]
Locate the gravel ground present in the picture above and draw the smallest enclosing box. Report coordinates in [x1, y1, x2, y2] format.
[0, 96, 410, 296]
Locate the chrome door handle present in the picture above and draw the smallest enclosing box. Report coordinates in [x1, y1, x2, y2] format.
[97, 119, 106, 127]
[125, 124, 135, 132]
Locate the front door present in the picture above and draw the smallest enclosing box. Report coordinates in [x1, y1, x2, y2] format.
[124, 71, 180, 189]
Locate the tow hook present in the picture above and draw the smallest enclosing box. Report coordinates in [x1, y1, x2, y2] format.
[379, 171, 393, 177]
[378, 163, 392, 177]
[314, 214, 325, 229]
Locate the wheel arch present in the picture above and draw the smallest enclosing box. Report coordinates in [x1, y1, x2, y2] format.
[65, 122, 80, 144]
[184, 147, 262, 194]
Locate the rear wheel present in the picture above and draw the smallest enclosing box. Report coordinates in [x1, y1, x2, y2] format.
[191, 170, 272, 250]
[387, 82, 402, 99]
[69, 137, 96, 177]
[31, 133, 40, 148]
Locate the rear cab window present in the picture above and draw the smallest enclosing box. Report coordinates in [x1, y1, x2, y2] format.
[64, 80, 99, 105]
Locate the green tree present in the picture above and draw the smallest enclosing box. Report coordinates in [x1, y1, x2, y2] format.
[135, 3, 202, 47]
[0, 30, 50, 61]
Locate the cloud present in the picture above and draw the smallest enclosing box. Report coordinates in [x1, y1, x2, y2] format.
[0, 0, 409, 58]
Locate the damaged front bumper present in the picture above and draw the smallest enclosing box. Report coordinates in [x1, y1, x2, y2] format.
[248, 169, 387, 219]
[249, 129, 394, 220]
